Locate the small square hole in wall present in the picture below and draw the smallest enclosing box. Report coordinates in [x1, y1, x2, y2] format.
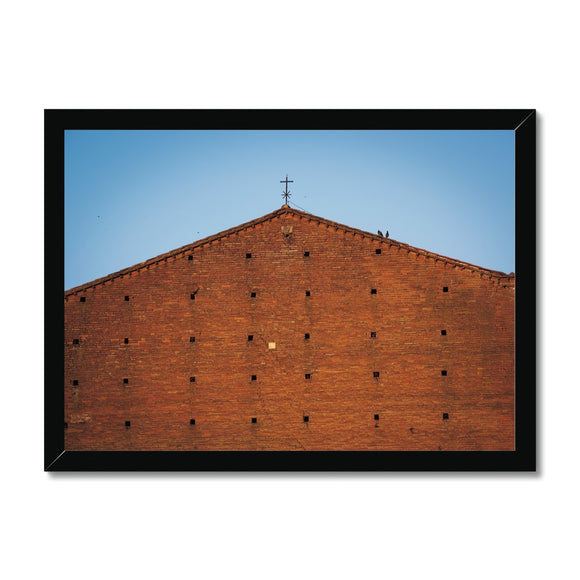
[305, 373, 311, 379]
[72, 380, 79, 386]
[443, 286, 449, 292]
[190, 376, 196, 382]
[303, 415, 309, 423]
[190, 336, 196, 342]
[251, 417, 257, 424]
[441, 330, 447, 336]
[304, 251, 310, 257]
[246, 253, 252, 259]
[188, 255, 193, 261]
[443, 413, 449, 420]
[190, 293, 196, 300]
[80, 296, 86, 302]
[124, 295, 130, 301]
[371, 288, 377, 294]
[251, 375, 257, 381]
[248, 335, 254, 341]
[72, 339, 80, 345]
[190, 418, 196, 425]
[305, 290, 311, 297]
[251, 292, 257, 298]
[374, 414, 380, 421]
[125, 421, 131, 427]
[441, 370, 447, 376]
[304, 333, 310, 340]
[124, 338, 129, 344]
[370, 331, 376, 338]
[375, 249, 382, 254]
[123, 378, 129, 384]
[373, 371, 380, 378]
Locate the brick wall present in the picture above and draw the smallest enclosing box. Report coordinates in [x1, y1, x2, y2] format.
[64, 208, 515, 451]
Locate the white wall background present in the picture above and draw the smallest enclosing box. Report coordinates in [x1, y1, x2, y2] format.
[1, 2, 571, 579]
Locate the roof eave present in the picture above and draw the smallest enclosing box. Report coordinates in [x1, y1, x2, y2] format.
[65, 206, 514, 296]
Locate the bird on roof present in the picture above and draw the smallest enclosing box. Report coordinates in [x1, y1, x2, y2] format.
[386, 231, 389, 238]
[377, 230, 383, 237]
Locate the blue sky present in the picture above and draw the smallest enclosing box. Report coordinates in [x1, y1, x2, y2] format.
[64, 129, 514, 290]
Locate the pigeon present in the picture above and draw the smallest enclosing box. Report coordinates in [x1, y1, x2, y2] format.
[377, 230, 383, 237]
[386, 230, 389, 238]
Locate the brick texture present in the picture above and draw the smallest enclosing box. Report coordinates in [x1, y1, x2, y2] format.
[64, 207, 515, 451]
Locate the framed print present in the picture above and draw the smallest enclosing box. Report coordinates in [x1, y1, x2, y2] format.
[45, 109, 535, 471]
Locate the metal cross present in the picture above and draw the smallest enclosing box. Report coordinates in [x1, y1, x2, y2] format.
[280, 175, 293, 204]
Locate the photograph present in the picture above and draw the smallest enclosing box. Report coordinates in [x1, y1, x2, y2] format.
[10, 4, 574, 578]
[47, 109, 535, 470]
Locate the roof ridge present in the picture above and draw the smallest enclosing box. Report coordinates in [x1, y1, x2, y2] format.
[65, 206, 514, 295]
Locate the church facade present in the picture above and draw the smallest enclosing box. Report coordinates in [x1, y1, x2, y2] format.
[64, 206, 515, 451]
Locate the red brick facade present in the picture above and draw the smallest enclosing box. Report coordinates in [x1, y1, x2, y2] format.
[64, 206, 515, 451]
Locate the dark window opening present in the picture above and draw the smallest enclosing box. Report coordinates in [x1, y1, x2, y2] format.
[251, 417, 257, 424]
[250, 292, 257, 298]
[304, 251, 310, 257]
[190, 336, 196, 342]
[370, 331, 376, 338]
[304, 333, 310, 340]
[375, 249, 382, 254]
[190, 419, 196, 425]
[123, 378, 129, 384]
[371, 288, 377, 294]
[190, 376, 196, 382]
[72, 380, 79, 386]
[248, 335, 254, 341]
[246, 253, 252, 259]
[373, 371, 380, 378]
[374, 414, 380, 421]
[188, 255, 193, 261]
[303, 416, 309, 423]
[443, 413, 449, 420]
[124, 296, 130, 301]
[305, 290, 311, 297]
[305, 373, 311, 379]
[72, 339, 79, 345]
[441, 370, 447, 376]
[125, 421, 131, 427]
[443, 286, 449, 292]
[124, 338, 129, 344]
[80, 296, 86, 302]
[441, 330, 447, 336]
[190, 293, 196, 300]
[251, 375, 257, 381]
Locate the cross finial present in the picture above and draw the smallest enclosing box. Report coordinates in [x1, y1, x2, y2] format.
[280, 175, 293, 206]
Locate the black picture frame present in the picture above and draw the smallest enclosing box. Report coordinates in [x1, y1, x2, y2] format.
[46, 109, 535, 471]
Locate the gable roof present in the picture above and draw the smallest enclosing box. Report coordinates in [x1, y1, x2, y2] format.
[65, 206, 515, 296]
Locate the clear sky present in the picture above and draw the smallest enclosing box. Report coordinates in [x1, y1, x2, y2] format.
[64, 129, 515, 290]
